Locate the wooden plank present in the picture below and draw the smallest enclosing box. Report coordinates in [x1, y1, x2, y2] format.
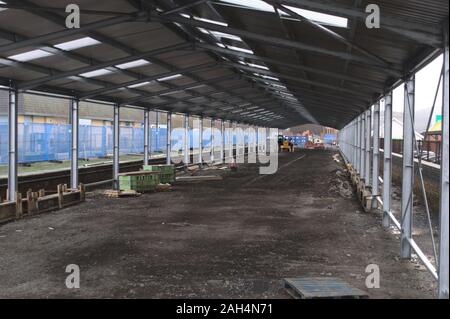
[57, 184, 63, 209]
[176, 175, 223, 182]
[79, 183, 86, 201]
[15, 192, 23, 219]
[104, 190, 141, 198]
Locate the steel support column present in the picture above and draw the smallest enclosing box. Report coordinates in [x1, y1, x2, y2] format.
[353, 120, 357, 167]
[383, 92, 393, 228]
[356, 116, 361, 174]
[438, 25, 449, 299]
[253, 126, 257, 155]
[221, 120, 225, 162]
[401, 76, 415, 259]
[113, 104, 120, 190]
[7, 89, 18, 201]
[70, 99, 79, 189]
[199, 117, 203, 166]
[144, 109, 150, 165]
[166, 112, 172, 165]
[360, 113, 366, 178]
[365, 109, 371, 183]
[155, 111, 159, 152]
[210, 119, 214, 163]
[184, 114, 189, 166]
[372, 101, 381, 208]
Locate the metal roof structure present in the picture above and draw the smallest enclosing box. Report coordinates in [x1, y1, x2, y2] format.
[0, 0, 448, 129]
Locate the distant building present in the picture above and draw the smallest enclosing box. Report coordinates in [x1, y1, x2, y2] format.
[0, 92, 146, 128]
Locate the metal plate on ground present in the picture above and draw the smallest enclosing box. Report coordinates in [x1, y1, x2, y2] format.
[284, 277, 369, 299]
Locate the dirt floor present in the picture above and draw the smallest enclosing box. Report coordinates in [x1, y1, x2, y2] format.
[0, 150, 437, 298]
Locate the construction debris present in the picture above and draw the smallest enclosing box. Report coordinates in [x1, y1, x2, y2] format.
[329, 169, 353, 198]
[156, 183, 173, 192]
[104, 190, 141, 198]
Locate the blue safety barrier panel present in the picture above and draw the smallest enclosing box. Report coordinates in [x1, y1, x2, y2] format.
[0, 123, 169, 164]
[0, 123, 247, 164]
[286, 136, 308, 147]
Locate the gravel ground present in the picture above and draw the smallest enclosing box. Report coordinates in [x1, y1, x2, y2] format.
[0, 150, 436, 298]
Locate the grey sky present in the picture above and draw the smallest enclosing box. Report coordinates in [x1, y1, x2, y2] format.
[391, 54, 443, 132]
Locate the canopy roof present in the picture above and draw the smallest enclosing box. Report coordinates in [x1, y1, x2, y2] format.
[0, 0, 448, 129]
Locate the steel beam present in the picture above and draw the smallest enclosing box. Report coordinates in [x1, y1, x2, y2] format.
[144, 108, 150, 165]
[364, 109, 371, 183]
[161, 0, 209, 16]
[70, 99, 79, 189]
[401, 76, 415, 259]
[197, 43, 386, 87]
[159, 13, 395, 67]
[383, 92, 393, 228]
[269, 1, 390, 67]
[7, 89, 18, 201]
[226, 62, 371, 96]
[120, 74, 235, 106]
[79, 62, 216, 100]
[113, 104, 120, 190]
[439, 25, 449, 299]
[251, 0, 442, 46]
[167, 112, 172, 165]
[372, 101, 380, 208]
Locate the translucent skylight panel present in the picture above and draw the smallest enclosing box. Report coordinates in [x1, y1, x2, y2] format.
[54, 37, 101, 51]
[270, 83, 287, 89]
[128, 82, 152, 89]
[219, 0, 348, 28]
[198, 27, 210, 34]
[116, 59, 150, 70]
[0, 1, 7, 12]
[193, 16, 228, 26]
[158, 74, 182, 81]
[254, 73, 279, 81]
[210, 31, 242, 42]
[80, 68, 113, 78]
[227, 45, 254, 54]
[221, 0, 274, 13]
[282, 5, 348, 28]
[159, 90, 183, 96]
[8, 49, 53, 62]
[247, 62, 269, 70]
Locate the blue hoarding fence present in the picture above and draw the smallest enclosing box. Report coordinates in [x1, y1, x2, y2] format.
[286, 136, 308, 147]
[323, 133, 337, 144]
[0, 123, 169, 164]
[0, 123, 242, 165]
